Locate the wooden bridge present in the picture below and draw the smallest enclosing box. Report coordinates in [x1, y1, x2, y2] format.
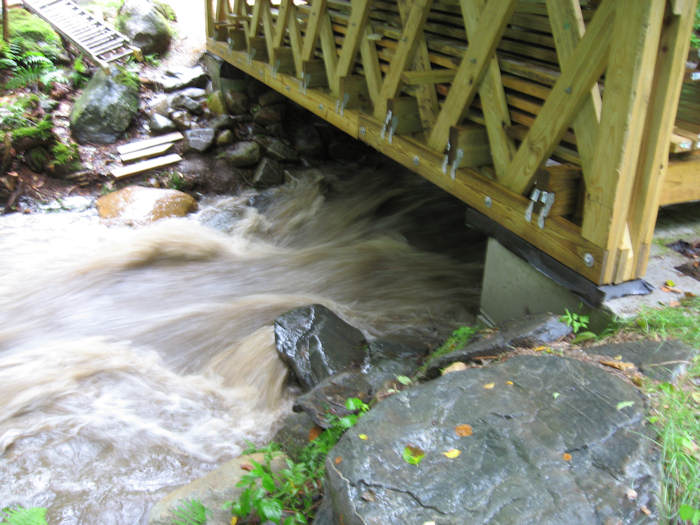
[205, 0, 699, 287]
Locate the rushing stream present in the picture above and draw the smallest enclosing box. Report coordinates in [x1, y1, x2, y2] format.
[0, 166, 483, 524]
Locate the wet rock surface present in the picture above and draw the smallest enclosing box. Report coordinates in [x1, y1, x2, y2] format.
[425, 314, 572, 377]
[274, 304, 368, 391]
[587, 340, 697, 383]
[217, 141, 261, 167]
[69, 68, 139, 144]
[96, 186, 197, 223]
[325, 355, 659, 525]
[117, 0, 172, 56]
[184, 128, 216, 153]
[252, 157, 284, 188]
[159, 65, 208, 92]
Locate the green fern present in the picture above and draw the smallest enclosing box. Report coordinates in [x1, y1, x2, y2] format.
[170, 499, 208, 525]
[0, 506, 48, 525]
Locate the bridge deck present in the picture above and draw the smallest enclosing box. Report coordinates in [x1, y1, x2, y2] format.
[21, 0, 137, 68]
[205, 0, 699, 286]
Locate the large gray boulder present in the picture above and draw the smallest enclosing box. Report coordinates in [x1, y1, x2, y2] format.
[274, 304, 368, 391]
[117, 0, 172, 56]
[69, 68, 139, 144]
[325, 355, 659, 525]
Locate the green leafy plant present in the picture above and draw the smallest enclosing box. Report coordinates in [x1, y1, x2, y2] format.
[559, 308, 589, 334]
[50, 141, 80, 168]
[629, 296, 700, 348]
[0, 506, 48, 525]
[170, 498, 209, 525]
[402, 445, 425, 465]
[115, 64, 140, 90]
[418, 324, 480, 375]
[226, 398, 369, 524]
[167, 171, 185, 190]
[69, 54, 89, 88]
[645, 356, 699, 524]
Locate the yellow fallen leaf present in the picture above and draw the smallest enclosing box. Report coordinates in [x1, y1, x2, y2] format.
[506, 380, 513, 385]
[562, 452, 572, 462]
[308, 425, 322, 442]
[483, 382, 495, 389]
[335, 456, 343, 464]
[692, 392, 700, 404]
[442, 362, 468, 374]
[455, 424, 473, 437]
[358, 433, 368, 440]
[443, 448, 461, 459]
[600, 359, 636, 371]
[533, 345, 548, 352]
[640, 505, 651, 516]
[231, 518, 238, 525]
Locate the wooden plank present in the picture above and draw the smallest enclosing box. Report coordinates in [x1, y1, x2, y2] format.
[318, 11, 338, 92]
[401, 69, 455, 85]
[273, 0, 292, 50]
[111, 153, 181, 179]
[448, 125, 492, 168]
[334, 0, 371, 93]
[546, 0, 602, 175]
[360, 23, 382, 106]
[460, 0, 516, 179]
[659, 155, 700, 205]
[628, 0, 698, 276]
[120, 143, 173, 163]
[260, 0, 275, 61]
[398, 0, 438, 131]
[375, 0, 434, 119]
[580, 0, 665, 282]
[116, 132, 183, 156]
[426, 0, 518, 152]
[301, 0, 327, 62]
[287, 4, 303, 76]
[497, 0, 614, 195]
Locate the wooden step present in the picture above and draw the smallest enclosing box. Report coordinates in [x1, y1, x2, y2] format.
[111, 153, 182, 179]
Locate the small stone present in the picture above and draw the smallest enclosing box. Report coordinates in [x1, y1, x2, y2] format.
[159, 65, 208, 92]
[169, 110, 193, 130]
[149, 94, 170, 116]
[224, 90, 249, 115]
[207, 90, 227, 116]
[253, 104, 284, 125]
[177, 87, 207, 100]
[258, 137, 298, 162]
[149, 113, 176, 134]
[252, 157, 284, 189]
[258, 89, 285, 107]
[215, 129, 234, 146]
[217, 141, 261, 167]
[183, 128, 216, 153]
[169, 93, 202, 115]
[292, 124, 324, 158]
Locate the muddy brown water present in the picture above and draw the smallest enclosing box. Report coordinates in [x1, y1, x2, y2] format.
[0, 167, 483, 524]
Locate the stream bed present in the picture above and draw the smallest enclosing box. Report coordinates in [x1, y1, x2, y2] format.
[0, 167, 483, 524]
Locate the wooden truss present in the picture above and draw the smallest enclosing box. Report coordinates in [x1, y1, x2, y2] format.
[205, 0, 698, 285]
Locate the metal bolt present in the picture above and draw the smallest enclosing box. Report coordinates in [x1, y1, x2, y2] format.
[319, 104, 324, 110]
[413, 156, 420, 166]
[583, 253, 594, 267]
[359, 127, 366, 136]
[484, 196, 492, 208]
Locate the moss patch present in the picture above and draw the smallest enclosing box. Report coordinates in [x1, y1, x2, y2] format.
[2, 9, 64, 61]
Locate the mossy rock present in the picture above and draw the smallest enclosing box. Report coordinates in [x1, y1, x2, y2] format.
[26, 145, 50, 172]
[116, 0, 172, 56]
[4, 9, 64, 61]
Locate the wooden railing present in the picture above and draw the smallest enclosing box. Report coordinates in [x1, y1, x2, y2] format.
[205, 0, 697, 286]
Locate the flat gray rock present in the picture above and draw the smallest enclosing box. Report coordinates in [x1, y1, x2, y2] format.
[587, 340, 696, 383]
[326, 355, 659, 525]
[425, 314, 571, 377]
[184, 128, 215, 153]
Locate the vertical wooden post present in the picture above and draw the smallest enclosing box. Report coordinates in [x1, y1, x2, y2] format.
[628, 0, 698, 278]
[580, 0, 666, 283]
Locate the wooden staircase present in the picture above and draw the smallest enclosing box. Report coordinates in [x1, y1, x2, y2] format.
[21, 0, 138, 69]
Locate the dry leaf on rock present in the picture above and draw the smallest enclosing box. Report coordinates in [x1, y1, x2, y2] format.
[455, 424, 473, 437]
